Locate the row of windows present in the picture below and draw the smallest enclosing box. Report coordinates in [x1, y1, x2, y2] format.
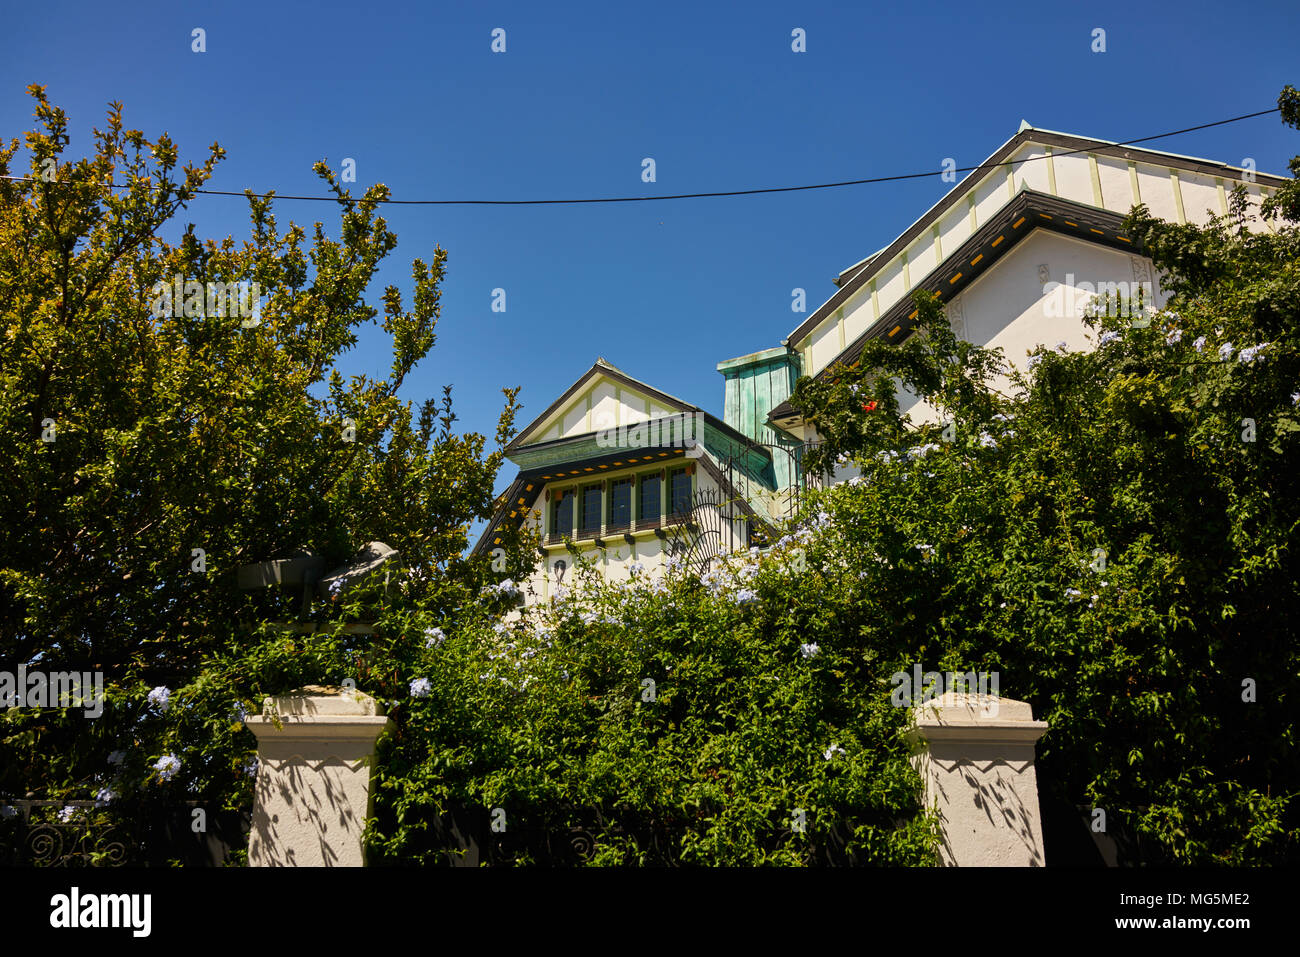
[548, 467, 693, 542]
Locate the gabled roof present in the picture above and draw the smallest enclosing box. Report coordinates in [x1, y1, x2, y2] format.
[506, 357, 701, 454]
[792, 125, 1286, 349]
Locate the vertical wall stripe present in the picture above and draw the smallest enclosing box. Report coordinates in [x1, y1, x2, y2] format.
[614, 387, 621, 428]
[1045, 147, 1058, 195]
[584, 391, 592, 432]
[1128, 161, 1141, 206]
[1170, 170, 1186, 224]
[870, 278, 880, 319]
[902, 249, 911, 290]
[836, 308, 846, 351]
[1088, 154, 1103, 207]
[1005, 164, 1015, 199]
[932, 222, 943, 262]
[1215, 177, 1229, 216]
[967, 192, 978, 230]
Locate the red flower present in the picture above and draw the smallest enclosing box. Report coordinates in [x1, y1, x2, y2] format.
[861, 401, 877, 412]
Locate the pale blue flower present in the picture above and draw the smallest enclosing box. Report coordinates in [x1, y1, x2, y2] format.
[1055, 340, 1068, 352]
[628, 561, 645, 575]
[800, 642, 820, 659]
[153, 753, 181, 782]
[1099, 329, 1121, 346]
[0, 806, 16, 820]
[409, 678, 432, 698]
[58, 806, 77, 823]
[243, 756, 259, 778]
[1218, 342, 1235, 361]
[424, 626, 446, 648]
[1238, 343, 1270, 364]
[147, 686, 171, 712]
[1026, 354, 1043, 371]
[1193, 335, 1207, 353]
[94, 788, 116, 808]
[823, 744, 846, 760]
[733, 588, 759, 605]
[1165, 328, 1183, 346]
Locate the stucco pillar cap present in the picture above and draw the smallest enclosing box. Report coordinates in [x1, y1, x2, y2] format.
[906, 693, 1048, 747]
[243, 685, 389, 742]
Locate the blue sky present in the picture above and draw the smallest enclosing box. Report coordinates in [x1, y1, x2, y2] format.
[4, 0, 1298, 516]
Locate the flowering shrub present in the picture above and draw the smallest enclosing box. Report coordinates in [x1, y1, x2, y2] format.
[786, 93, 1300, 864]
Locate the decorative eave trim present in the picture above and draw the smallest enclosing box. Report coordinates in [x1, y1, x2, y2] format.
[768, 189, 1134, 426]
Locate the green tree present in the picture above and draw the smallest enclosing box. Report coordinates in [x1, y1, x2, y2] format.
[0, 86, 530, 839]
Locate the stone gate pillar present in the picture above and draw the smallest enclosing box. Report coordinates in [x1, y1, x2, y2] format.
[907, 694, 1050, 866]
[244, 686, 389, 867]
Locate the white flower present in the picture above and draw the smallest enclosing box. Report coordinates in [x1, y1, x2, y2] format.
[799, 642, 820, 659]
[848, 475, 864, 486]
[992, 413, 1012, 422]
[1065, 587, 1082, 602]
[493, 622, 509, 637]
[823, 744, 846, 761]
[1292, 392, 1300, 406]
[1099, 329, 1121, 346]
[1165, 328, 1183, 346]
[915, 543, 935, 555]
[580, 610, 599, 626]
[1193, 336, 1207, 353]
[424, 626, 446, 648]
[58, 806, 77, 823]
[1218, 342, 1235, 361]
[146, 685, 171, 712]
[409, 678, 432, 698]
[909, 442, 941, 460]
[153, 753, 181, 782]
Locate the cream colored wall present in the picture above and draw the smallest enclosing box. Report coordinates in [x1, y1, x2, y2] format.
[532, 379, 678, 444]
[894, 229, 1167, 425]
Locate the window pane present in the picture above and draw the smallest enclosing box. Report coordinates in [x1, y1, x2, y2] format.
[669, 468, 691, 517]
[638, 473, 660, 523]
[610, 478, 632, 528]
[552, 489, 573, 537]
[580, 484, 603, 534]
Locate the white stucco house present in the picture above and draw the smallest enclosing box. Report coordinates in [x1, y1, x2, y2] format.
[474, 123, 1286, 604]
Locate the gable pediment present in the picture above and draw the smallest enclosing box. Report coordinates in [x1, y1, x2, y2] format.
[507, 360, 696, 455]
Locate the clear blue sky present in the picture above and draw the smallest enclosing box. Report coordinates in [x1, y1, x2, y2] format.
[4, 0, 1298, 512]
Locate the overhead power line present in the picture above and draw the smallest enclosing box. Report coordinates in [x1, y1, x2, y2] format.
[0, 106, 1282, 206]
